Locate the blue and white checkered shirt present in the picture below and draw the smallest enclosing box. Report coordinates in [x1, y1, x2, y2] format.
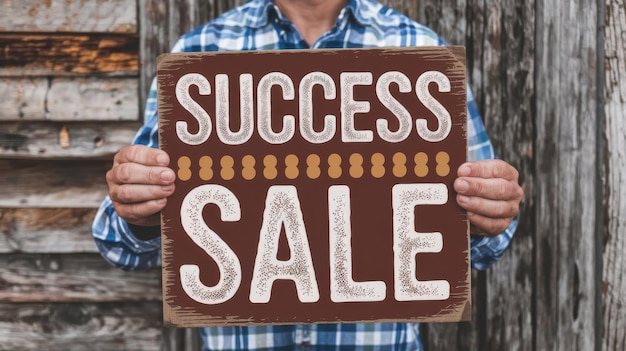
[93, 0, 517, 349]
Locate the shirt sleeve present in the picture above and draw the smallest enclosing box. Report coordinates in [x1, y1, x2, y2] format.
[91, 79, 162, 271]
[466, 88, 518, 270]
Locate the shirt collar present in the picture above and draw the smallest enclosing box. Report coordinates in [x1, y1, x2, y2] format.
[244, 0, 373, 29]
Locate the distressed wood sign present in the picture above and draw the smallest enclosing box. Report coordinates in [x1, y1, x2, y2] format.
[158, 47, 470, 327]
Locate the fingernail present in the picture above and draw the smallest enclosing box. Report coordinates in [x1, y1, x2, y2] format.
[458, 164, 471, 176]
[458, 195, 470, 204]
[456, 179, 469, 192]
[156, 154, 168, 165]
[161, 170, 174, 182]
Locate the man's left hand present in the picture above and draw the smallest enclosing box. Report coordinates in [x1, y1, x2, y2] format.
[453, 160, 524, 236]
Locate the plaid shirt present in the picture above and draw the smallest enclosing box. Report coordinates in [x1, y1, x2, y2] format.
[93, 0, 517, 349]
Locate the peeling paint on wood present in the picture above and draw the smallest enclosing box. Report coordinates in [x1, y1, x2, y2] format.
[0, 34, 139, 76]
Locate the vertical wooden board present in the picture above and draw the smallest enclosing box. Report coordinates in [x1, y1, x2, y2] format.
[0, 0, 137, 33]
[0, 302, 163, 351]
[422, 0, 468, 46]
[535, 0, 599, 350]
[477, 0, 535, 350]
[603, 0, 626, 350]
[421, 2, 536, 351]
[138, 0, 215, 115]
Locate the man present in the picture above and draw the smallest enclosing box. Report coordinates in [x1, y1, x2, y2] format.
[92, 0, 524, 349]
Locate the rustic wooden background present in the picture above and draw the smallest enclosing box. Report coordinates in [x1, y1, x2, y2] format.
[0, 0, 623, 350]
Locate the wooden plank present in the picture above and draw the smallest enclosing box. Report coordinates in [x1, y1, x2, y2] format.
[0, 159, 110, 209]
[476, 0, 535, 350]
[139, 0, 214, 114]
[0, 302, 162, 351]
[0, 78, 139, 122]
[535, 0, 599, 350]
[421, 0, 467, 46]
[0, 0, 137, 33]
[0, 122, 139, 159]
[602, 0, 626, 349]
[0, 208, 98, 254]
[0, 254, 161, 302]
[420, 1, 536, 350]
[0, 34, 139, 76]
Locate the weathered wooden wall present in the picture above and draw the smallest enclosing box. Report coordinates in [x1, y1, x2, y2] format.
[0, 0, 623, 350]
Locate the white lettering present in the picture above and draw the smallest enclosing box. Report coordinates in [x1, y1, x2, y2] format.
[392, 183, 450, 301]
[216, 74, 254, 145]
[329, 185, 386, 302]
[299, 72, 337, 144]
[257, 72, 296, 144]
[175, 73, 212, 145]
[341, 72, 373, 142]
[415, 71, 452, 142]
[376, 71, 412, 143]
[179, 185, 242, 304]
[250, 186, 320, 303]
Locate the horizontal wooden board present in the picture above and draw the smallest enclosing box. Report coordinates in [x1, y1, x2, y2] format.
[0, 302, 162, 351]
[0, 34, 139, 76]
[0, 208, 99, 254]
[0, 159, 110, 208]
[0, 0, 137, 33]
[0, 122, 139, 159]
[0, 77, 139, 121]
[0, 254, 162, 302]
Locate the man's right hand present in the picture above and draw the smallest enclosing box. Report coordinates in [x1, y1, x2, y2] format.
[106, 145, 175, 227]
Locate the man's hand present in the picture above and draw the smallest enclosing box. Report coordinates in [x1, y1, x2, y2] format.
[453, 160, 524, 236]
[106, 145, 176, 227]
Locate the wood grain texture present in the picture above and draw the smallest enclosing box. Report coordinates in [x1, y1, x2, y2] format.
[535, 0, 599, 350]
[0, 34, 139, 76]
[474, 1, 535, 350]
[0, 78, 139, 121]
[0, 0, 137, 33]
[602, 0, 626, 350]
[0, 302, 163, 351]
[0, 254, 161, 302]
[0, 122, 139, 159]
[0, 159, 110, 208]
[0, 208, 98, 254]
[138, 0, 214, 114]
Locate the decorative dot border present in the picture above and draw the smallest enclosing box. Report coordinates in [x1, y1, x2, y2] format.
[176, 152, 452, 181]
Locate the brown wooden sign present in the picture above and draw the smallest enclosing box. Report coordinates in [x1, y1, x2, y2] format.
[158, 47, 470, 327]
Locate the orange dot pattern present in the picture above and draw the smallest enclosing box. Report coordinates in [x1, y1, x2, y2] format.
[175, 152, 454, 181]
